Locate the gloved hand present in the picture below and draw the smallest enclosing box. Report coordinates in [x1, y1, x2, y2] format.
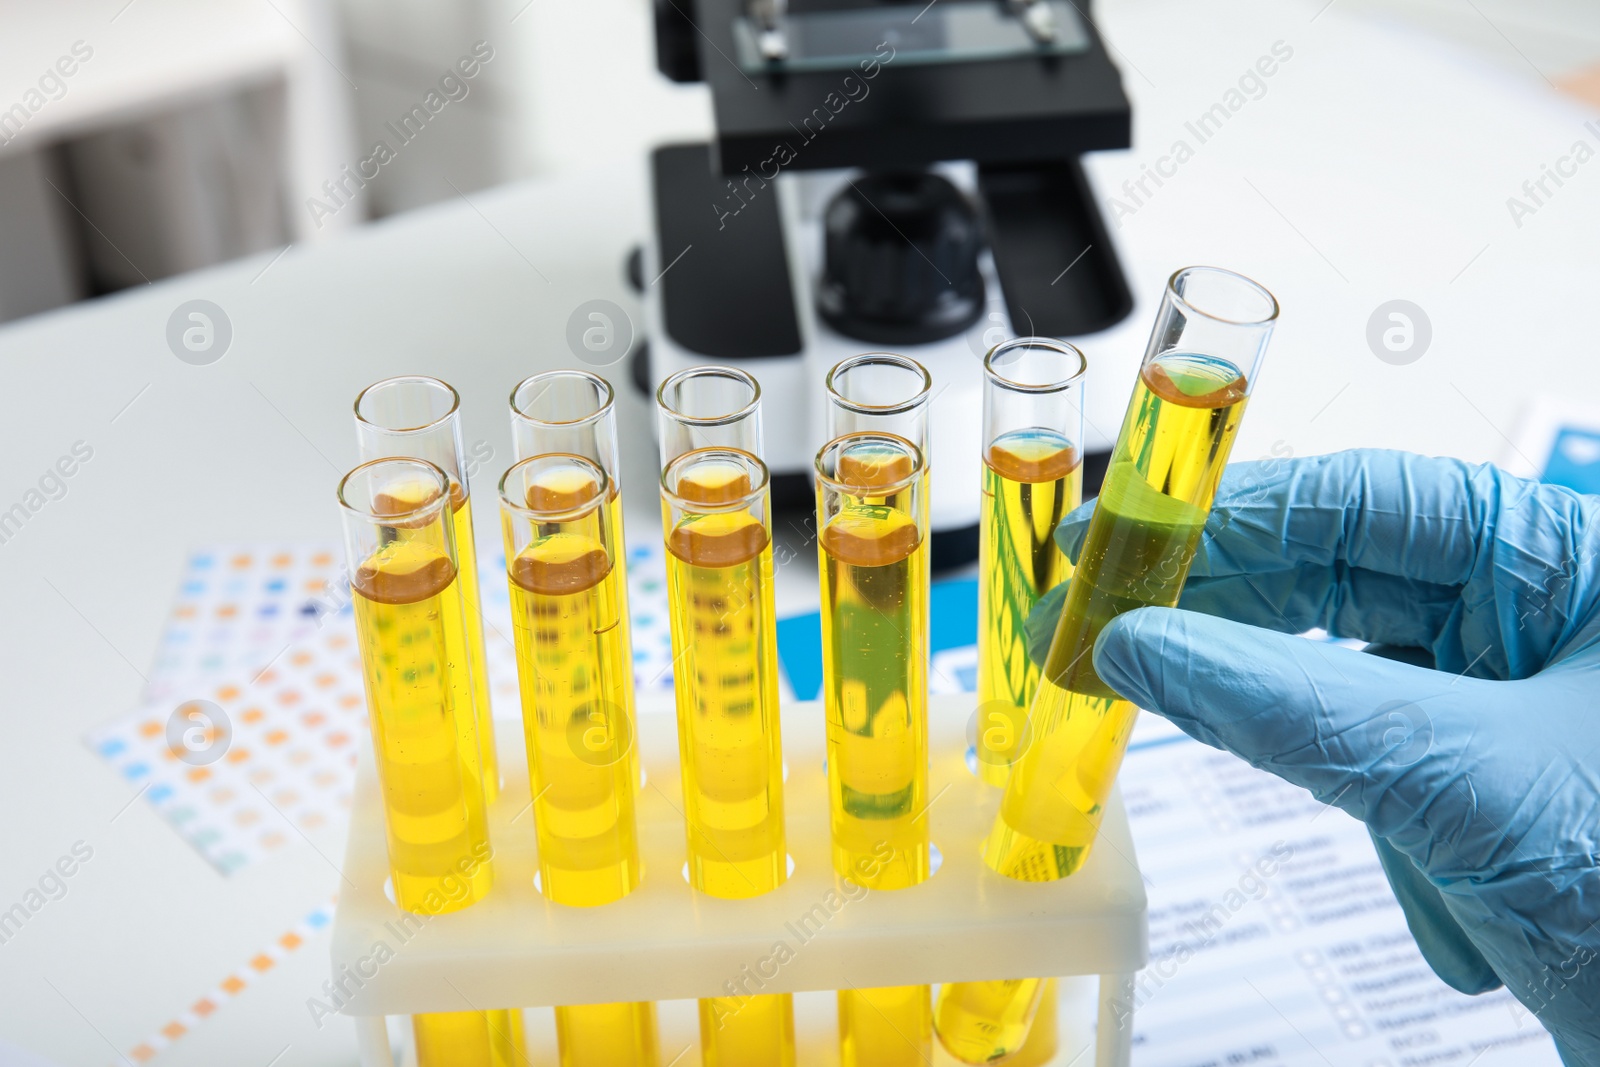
[1027, 449, 1600, 1064]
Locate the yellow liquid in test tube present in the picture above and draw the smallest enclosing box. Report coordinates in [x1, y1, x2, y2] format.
[700, 993, 796, 1067]
[818, 444, 929, 888]
[975, 431, 1081, 784]
[664, 454, 794, 1065]
[988, 353, 1246, 880]
[413, 1008, 528, 1066]
[665, 462, 787, 895]
[352, 533, 493, 914]
[838, 985, 932, 1067]
[555, 1002, 660, 1067]
[507, 472, 640, 907]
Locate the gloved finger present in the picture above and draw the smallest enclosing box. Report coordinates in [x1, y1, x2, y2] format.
[1092, 605, 1485, 836]
[1021, 564, 1456, 668]
[1025, 580, 1071, 667]
[1367, 831, 1501, 995]
[1177, 565, 1462, 649]
[1052, 498, 1096, 563]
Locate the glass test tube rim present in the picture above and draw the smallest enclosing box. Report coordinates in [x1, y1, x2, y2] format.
[814, 430, 926, 496]
[498, 452, 612, 524]
[660, 446, 771, 514]
[1164, 265, 1281, 328]
[353, 374, 462, 437]
[982, 337, 1089, 395]
[655, 365, 763, 430]
[824, 352, 933, 417]
[509, 368, 616, 430]
[336, 456, 454, 526]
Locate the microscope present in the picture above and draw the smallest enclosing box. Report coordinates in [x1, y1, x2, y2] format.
[637, 0, 1133, 568]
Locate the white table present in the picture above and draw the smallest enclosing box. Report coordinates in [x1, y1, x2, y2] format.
[0, 1, 1596, 1063]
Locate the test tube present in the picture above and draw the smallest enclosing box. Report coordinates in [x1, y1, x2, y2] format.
[555, 1002, 660, 1067]
[933, 343, 1083, 1063]
[945, 268, 1277, 1062]
[973, 339, 1086, 785]
[355, 376, 499, 803]
[655, 365, 762, 466]
[816, 423, 932, 1067]
[657, 367, 794, 1067]
[337, 459, 493, 914]
[499, 453, 656, 1066]
[989, 267, 1276, 878]
[509, 371, 641, 793]
[499, 453, 640, 903]
[412, 1008, 528, 1066]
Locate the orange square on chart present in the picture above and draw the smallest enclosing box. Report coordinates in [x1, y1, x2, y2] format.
[227, 748, 249, 763]
[217, 685, 241, 702]
[302, 813, 325, 829]
[339, 694, 361, 709]
[175, 605, 196, 619]
[221, 975, 246, 995]
[130, 1044, 157, 1062]
[192, 997, 217, 1017]
[139, 720, 161, 738]
[280, 932, 303, 951]
[161, 1021, 186, 1040]
[314, 674, 336, 689]
[216, 605, 237, 619]
[258, 669, 278, 685]
[303, 580, 323, 593]
[250, 954, 275, 973]
[186, 767, 212, 783]
[265, 730, 287, 746]
[327, 732, 350, 747]
[272, 553, 292, 567]
[328, 634, 349, 649]
[262, 832, 286, 848]
[301, 712, 326, 728]
[250, 769, 274, 783]
[312, 552, 333, 566]
[277, 690, 301, 706]
[232, 555, 252, 569]
[291, 651, 312, 667]
[235, 810, 260, 826]
[241, 708, 265, 724]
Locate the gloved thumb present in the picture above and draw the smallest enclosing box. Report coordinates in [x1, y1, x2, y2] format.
[1093, 605, 1475, 838]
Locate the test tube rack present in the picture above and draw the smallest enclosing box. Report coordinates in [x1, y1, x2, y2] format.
[330, 694, 1149, 1066]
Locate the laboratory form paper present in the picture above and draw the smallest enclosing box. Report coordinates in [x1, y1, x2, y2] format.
[1114, 713, 1559, 1067]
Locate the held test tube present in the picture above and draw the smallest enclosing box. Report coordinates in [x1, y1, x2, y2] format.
[355, 376, 499, 803]
[499, 454, 658, 1067]
[948, 267, 1278, 1063]
[337, 459, 494, 914]
[510, 370, 642, 794]
[657, 367, 796, 1067]
[936, 340, 1086, 1065]
[820, 353, 933, 1067]
[989, 267, 1277, 878]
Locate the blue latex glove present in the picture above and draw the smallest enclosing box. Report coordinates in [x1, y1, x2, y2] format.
[1027, 449, 1600, 1063]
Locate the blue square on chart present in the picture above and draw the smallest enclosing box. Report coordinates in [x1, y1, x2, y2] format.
[266, 578, 286, 593]
[190, 555, 213, 570]
[183, 580, 206, 595]
[1544, 428, 1600, 496]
